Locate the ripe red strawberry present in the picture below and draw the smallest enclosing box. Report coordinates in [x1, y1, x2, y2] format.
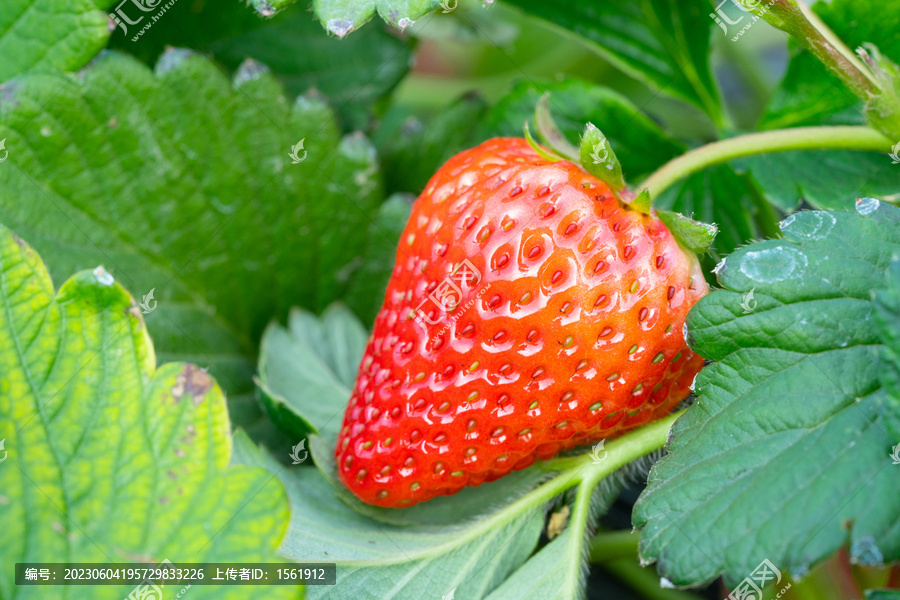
[335, 137, 707, 507]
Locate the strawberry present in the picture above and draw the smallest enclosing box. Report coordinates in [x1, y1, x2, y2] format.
[335, 135, 708, 507]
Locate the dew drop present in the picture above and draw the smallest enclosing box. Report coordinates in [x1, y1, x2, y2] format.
[326, 18, 354, 37]
[93, 266, 114, 286]
[856, 197, 880, 216]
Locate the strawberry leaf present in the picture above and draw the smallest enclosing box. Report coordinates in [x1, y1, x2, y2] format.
[873, 259, 900, 441]
[634, 201, 900, 587]
[0, 0, 110, 81]
[257, 304, 365, 441]
[0, 225, 298, 599]
[512, 0, 722, 119]
[256, 0, 442, 36]
[0, 50, 385, 436]
[733, 151, 900, 212]
[107, 2, 413, 132]
[232, 429, 545, 600]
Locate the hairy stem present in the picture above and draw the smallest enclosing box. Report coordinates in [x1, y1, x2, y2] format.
[746, 0, 878, 100]
[642, 126, 893, 198]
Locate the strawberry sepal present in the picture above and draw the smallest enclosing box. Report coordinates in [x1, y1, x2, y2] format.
[656, 210, 718, 255]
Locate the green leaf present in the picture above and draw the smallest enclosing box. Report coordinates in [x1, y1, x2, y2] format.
[257, 305, 366, 441]
[511, 1, 722, 119]
[233, 430, 545, 600]
[0, 225, 299, 599]
[733, 150, 900, 212]
[484, 481, 621, 600]
[0, 50, 385, 434]
[634, 201, 900, 587]
[477, 79, 685, 182]
[0, 0, 110, 81]
[107, 2, 413, 132]
[873, 259, 900, 441]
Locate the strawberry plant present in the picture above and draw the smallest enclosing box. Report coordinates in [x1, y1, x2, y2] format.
[1, 0, 899, 599]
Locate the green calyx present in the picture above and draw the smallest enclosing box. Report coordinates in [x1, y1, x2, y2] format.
[657, 210, 717, 255]
[578, 122, 625, 191]
[522, 94, 628, 193]
[522, 94, 717, 250]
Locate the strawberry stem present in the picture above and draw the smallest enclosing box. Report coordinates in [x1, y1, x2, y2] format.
[734, 1, 900, 139]
[641, 126, 893, 198]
